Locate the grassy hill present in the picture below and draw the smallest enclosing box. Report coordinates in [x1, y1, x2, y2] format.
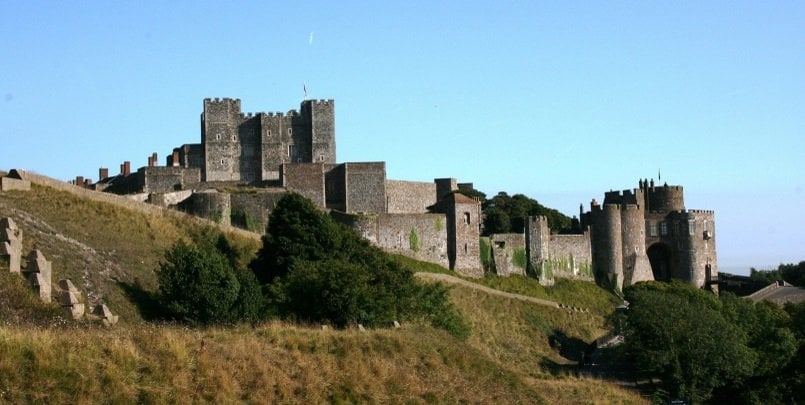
[0, 179, 644, 403]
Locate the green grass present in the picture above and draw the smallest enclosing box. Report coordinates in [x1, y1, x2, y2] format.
[394, 252, 621, 315]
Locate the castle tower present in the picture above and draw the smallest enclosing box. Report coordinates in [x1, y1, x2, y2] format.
[525, 215, 552, 285]
[303, 100, 336, 164]
[620, 200, 653, 286]
[671, 211, 717, 288]
[592, 203, 624, 290]
[442, 193, 482, 278]
[202, 98, 243, 182]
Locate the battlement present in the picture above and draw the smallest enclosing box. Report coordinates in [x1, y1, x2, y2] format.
[685, 209, 715, 214]
[204, 97, 241, 105]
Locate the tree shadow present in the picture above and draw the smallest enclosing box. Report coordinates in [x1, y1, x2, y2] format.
[117, 279, 164, 321]
[538, 330, 593, 376]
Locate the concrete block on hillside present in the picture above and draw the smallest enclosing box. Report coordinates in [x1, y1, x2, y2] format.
[91, 304, 118, 326]
[0, 177, 31, 192]
[59, 290, 81, 306]
[28, 272, 51, 303]
[58, 279, 79, 293]
[64, 303, 85, 320]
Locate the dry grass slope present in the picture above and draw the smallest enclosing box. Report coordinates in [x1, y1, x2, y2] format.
[0, 180, 644, 403]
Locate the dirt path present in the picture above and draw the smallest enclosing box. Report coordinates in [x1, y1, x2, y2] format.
[415, 272, 560, 308]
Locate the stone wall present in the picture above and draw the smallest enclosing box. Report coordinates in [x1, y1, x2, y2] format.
[230, 189, 288, 233]
[324, 163, 346, 211]
[332, 211, 449, 268]
[139, 166, 200, 193]
[489, 233, 526, 277]
[177, 191, 232, 226]
[527, 216, 593, 285]
[280, 163, 326, 208]
[385, 180, 437, 214]
[344, 162, 386, 213]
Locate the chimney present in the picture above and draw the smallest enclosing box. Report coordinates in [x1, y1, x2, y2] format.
[172, 150, 180, 167]
[99, 167, 109, 181]
[123, 161, 131, 176]
[75, 176, 84, 187]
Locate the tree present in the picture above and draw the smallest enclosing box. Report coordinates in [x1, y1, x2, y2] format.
[157, 240, 263, 324]
[619, 282, 755, 402]
[251, 193, 470, 337]
[482, 191, 572, 235]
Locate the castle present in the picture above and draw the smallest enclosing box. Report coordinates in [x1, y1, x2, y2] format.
[77, 98, 716, 290]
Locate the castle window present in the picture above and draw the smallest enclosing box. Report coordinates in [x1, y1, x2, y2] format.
[267, 129, 272, 137]
[232, 135, 237, 141]
[288, 128, 292, 135]
[649, 222, 658, 237]
[319, 154, 325, 162]
[288, 145, 296, 158]
[464, 243, 468, 254]
[660, 222, 668, 236]
[463, 212, 471, 225]
[688, 219, 696, 236]
[216, 134, 221, 140]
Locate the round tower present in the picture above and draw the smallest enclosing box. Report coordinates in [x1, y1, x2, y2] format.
[620, 204, 653, 286]
[593, 203, 623, 290]
[646, 184, 685, 212]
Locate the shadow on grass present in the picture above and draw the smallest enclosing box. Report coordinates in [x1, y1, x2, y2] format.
[539, 330, 592, 376]
[117, 280, 165, 321]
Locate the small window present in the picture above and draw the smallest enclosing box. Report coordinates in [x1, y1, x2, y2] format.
[232, 135, 237, 141]
[288, 145, 295, 158]
[649, 222, 658, 237]
[288, 128, 292, 135]
[216, 133, 221, 140]
[463, 212, 471, 225]
[464, 243, 468, 254]
[319, 154, 325, 162]
[266, 129, 272, 137]
[660, 222, 668, 236]
[688, 219, 696, 236]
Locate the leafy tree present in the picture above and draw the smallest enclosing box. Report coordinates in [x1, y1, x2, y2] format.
[780, 261, 805, 286]
[251, 193, 470, 337]
[482, 191, 571, 235]
[251, 193, 344, 284]
[157, 240, 263, 324]
[749, 261, 805, 287]
[618, 282, 755, 402]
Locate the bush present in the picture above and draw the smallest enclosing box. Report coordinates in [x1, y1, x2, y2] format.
[251, 193, 470, 337]
[157, 240, 263, 324]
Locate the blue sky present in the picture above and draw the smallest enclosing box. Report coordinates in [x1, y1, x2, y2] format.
[1, 1, 803, 272]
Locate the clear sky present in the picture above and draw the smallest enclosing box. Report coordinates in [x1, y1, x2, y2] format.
[1, 1, 803, 273]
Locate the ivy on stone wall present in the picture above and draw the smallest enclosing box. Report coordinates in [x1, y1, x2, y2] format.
[434, 217, 443, 232]
[408, 228, 420, 252]
[512, 248, 527, 269]
[479, 237, 493, 272]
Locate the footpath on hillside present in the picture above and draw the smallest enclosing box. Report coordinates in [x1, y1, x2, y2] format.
[415, 272, 561, 308]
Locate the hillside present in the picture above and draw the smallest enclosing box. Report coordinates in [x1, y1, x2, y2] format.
[0, 176, 643, 403]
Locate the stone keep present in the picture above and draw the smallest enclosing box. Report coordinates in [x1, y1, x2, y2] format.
[1, 217, 23, 273]
[201, 98, 336, 182]
[25, 250, 52, 303]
